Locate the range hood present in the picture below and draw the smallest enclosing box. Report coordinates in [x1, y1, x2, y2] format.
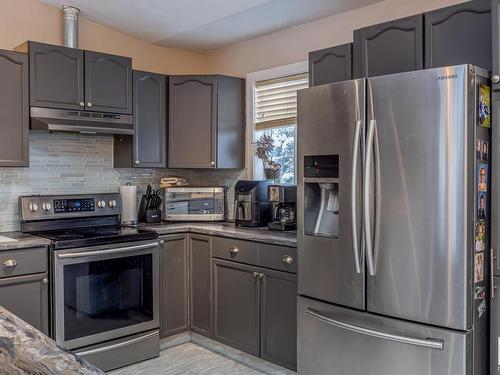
[30, 107, 134, 135]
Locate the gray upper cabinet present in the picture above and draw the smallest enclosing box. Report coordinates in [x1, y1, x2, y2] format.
[84, 51, 132, 114]
[493, 0, 500, 90]
[213, 258, 260, 356]
[189, 234, 212, 337]
[353, 15, 424, 78]
[133, 70, 167, 168]
[169, 75, 245, 169]
[0, 50, 29, 167]
[260, 268, 297, 371]
[309, 43, 352, 86]
[28, 41, 84, 110]
[159, 234, 189, 338]
[425, 0, 491, 70]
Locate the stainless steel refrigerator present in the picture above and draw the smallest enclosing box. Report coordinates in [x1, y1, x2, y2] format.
[297, 65, 490, 375]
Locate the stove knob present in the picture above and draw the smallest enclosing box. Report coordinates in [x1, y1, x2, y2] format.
[97, 200, 106, 208]
[108, 200, 117, 208]
[42, 203, 51, 212]
[28, 203, 39, 212]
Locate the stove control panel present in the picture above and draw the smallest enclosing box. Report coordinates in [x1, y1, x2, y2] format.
[19, 193, 121, 221]
[54, 198, 95, 213]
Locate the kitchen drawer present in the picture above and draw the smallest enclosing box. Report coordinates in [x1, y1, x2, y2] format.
[261, 244, 297, 273]
[0, 247, 48, 278]
[212, 237, 259, 266]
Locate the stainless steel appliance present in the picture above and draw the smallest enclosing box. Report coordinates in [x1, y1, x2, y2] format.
[267, 184, 297, 231]
[297, 65, 490, 375]
[19, 193, 160, 372]
[234, 180, 272, 227]
[30, 107, 134, 135]
[163, 186, 226, 222]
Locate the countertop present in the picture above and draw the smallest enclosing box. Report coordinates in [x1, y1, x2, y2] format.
[0, 232, 51, 251]
[0, 305, 104, 374]
[141, 222, 297, 247]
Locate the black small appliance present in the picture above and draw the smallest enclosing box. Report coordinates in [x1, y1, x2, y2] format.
[267, 185, 297, 231]
[234, 180, 272, 227]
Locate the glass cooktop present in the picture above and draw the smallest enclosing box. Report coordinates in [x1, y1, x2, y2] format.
[37, 226, 158, 250]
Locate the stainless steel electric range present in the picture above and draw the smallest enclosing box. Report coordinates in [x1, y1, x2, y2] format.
[19, 193, 160, 372]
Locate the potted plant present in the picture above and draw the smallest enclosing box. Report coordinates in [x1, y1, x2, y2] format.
[255, 134, 281, 180]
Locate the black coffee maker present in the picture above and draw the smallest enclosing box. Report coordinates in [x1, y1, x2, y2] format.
[234, 180, 273, 227]
[267, 185, 297, 231]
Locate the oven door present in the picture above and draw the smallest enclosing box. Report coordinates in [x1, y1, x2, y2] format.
[53, 240, 160, 350]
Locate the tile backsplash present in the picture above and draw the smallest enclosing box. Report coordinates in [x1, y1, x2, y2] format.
[0, 131, 247, 232]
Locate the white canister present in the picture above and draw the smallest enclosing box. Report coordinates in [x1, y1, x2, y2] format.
[120, 184, 138, 224]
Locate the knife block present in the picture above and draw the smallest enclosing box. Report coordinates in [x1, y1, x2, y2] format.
[145, 209, 161, 223]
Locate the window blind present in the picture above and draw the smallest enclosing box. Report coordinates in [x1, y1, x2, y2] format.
[254, 73, 308, 130]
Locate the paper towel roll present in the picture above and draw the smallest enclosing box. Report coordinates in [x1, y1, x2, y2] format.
[120, 185, 138, 224]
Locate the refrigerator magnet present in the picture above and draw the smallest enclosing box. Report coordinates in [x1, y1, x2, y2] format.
[474, 286, 485, 300]
[478, 164, 488, 192]
[481, 140, 489, 163]
[474, 252, 484, 283]
[478, 299, 486, 318]
[477, 193, 487, 221]
[475, 222, 486, 252]
[476, 139, 482, 160]
[478, 84, 491, 128]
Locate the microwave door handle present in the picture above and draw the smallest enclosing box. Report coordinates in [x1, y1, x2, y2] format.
[351, 120, 362, 274]
[364, 119, 376, 276]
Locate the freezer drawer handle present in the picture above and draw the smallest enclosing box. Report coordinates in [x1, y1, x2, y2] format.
[56, 242, 159, 259]
[350, 120, 362, 274]
[306, 308, 444, 351]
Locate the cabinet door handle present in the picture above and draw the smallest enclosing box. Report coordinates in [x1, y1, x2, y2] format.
[210, 161, 216, 167]
[253, 272, 259, 278]
[229, 246, 239, 255]
[87, 102, 92, 108]
[3, 259, 18, 269]
[134, 160, 140, 165]
[492, 74, 500, 84]
[259, 273, 264, 279]
[79, 101, 85, 108]
[41, 277, 49, 285]
[282, 255, 293, 265]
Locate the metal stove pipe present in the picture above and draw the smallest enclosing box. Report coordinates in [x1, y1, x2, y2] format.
[63, 5, 79, 48]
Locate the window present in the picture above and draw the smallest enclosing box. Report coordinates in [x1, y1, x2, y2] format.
[252, 72, 308, 184]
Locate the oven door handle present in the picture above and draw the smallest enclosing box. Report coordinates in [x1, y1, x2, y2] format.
[56, 242, 160, 259]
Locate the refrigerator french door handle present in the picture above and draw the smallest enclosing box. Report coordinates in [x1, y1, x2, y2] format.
[350, 120, 362, 274]
[492, 248, 496, 300]
[306, 308, 444, 350]
[364, 119, 376, 276]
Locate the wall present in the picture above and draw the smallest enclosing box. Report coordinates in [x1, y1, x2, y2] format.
[0, 0, 206, 75]
[205, 0, 469, 77]
[0, 132, 245, 232]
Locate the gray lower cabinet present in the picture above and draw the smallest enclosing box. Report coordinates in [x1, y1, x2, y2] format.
[114, 70, 167, 168]
[0, 273, 49, 335]
[260, 268, 297, 371]
[189, 234, 212, 337]
[309, 43, 352, 86]
[169, 75, 245, 169]
[84, 51, 133, 114]
[425, 0, 491, 70]
[353, 15, 424, 78]
[213, 258, 261, 356]
[159, 234, 189, 338]
[25, 41, 84, 110]
[0, 49, 29, 167]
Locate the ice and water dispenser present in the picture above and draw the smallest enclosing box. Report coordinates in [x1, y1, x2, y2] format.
[303, 155, 339, 237]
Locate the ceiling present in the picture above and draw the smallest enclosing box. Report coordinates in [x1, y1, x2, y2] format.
[41, 0, 382, 51]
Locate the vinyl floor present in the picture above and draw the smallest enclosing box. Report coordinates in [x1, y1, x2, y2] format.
[109, 343, 266, 375]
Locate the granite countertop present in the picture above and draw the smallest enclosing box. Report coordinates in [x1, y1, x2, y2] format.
[0, 232, 51, 252]
[0, 306, 104, 375]
[141, 222, 297, 247]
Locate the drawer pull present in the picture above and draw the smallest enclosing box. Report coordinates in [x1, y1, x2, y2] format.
[282, 255, 293, 265]
[41, 278, 49, 285]
[229, 246, 239, 255]
[3, 259, 18, 269]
